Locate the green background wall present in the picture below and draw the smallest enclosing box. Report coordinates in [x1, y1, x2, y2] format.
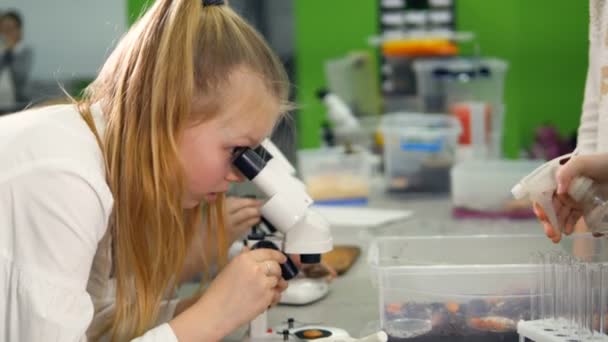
[127, 0, 151, 25]
[456, 1, 589, 157]
[293, 0, 379, 148]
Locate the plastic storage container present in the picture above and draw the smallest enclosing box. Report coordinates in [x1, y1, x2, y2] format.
[411, 58, 452, 113]
[367, 234, 606, 341]
[413, 58, 508, 158]
[442, 58, 507, 108]
[380, 113, 461, 192]
[413, 58, 507, 113]
[297, 146, 372, 205]
[451, 159, 544, 219]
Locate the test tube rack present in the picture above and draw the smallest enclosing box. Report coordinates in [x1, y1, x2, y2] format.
[518, 319, 608, 342]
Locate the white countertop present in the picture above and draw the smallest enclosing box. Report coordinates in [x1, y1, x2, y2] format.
[181, 191, 543, 340]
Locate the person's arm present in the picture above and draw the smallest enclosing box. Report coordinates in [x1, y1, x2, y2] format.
[178, 196, 262, 284]
[170, 248, 288, 342]
[576, 14, 601, 154]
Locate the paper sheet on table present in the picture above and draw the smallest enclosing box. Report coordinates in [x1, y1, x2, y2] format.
[313, 206, 413, 228]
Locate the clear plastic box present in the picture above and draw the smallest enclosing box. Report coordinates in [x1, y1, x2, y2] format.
[297, 146, 372, 205]
[413, 58, 508, 113]
[450, 159, 544, 218]
[367, 234, 606, 341]
[380, 113, 461, 193]
[413, 58, 508, 158]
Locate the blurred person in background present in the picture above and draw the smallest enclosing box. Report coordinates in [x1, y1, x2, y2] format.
[0, 10, 33, 111]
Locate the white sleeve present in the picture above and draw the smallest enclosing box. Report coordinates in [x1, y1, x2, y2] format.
[131, 323, 178, 342]
[0, 161, 111, 341]
[0, 161, 180, 342]
[577, 17, 601, 154]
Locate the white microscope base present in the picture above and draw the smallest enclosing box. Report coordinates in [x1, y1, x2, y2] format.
[279, 278, 329, 305]
[245, 325, 349, 341]
[517, 319, 608, 341]
[245, 325, 387, 341]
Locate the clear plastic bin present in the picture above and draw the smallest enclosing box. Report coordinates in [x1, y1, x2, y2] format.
[413, 58, 508, 158]
[297, 146, 372, 205]
[380, 113, 461, 193]
[450, 159, 544, 218]
[410, 58, 452, 112]
[367, 234, 608, 341]
[413, 58, 508, 113]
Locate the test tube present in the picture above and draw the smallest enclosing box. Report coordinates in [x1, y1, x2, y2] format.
[530, 251, 543, 322]
[589, 263, 602, 336]
[554, 254, 563, 323]
[555, 254, 569, 325]
[543, 252, 556, 323]
[558, 255, 576, 334]
[574, 262, 590, 338]
[601, 263, 608, 335]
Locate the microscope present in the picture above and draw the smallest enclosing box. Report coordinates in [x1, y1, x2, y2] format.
[232, 141, 333, 260]
[232, 142, 386, 342]
[233, 140, 386, 342]
[232, 141, 332, 339]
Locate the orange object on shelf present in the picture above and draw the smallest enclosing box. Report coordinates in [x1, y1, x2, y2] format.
[450, 102, 492, 145]
[382, 38, 458, 57]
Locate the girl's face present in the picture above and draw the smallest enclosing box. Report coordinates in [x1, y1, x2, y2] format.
[178, 70, 281, 208]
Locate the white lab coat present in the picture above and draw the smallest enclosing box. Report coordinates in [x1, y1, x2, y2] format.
[0, 104, 179, 341]
[578, 0, 608, 153]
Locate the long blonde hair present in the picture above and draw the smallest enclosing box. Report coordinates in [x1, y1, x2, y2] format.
[77, 0, 289, 339]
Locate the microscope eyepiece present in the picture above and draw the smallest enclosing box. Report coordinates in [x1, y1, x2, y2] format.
[232, 147, 266, 180]
[253, 144, 273, 162]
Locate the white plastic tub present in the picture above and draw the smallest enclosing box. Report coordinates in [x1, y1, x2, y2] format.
[297, 146, 372, 205]
[450, 159, 544, 218]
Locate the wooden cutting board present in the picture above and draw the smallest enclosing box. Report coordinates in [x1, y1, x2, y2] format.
[304, 245, 361, 278]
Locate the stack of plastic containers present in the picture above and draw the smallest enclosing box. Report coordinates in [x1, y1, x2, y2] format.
[413, 58, 508, 159]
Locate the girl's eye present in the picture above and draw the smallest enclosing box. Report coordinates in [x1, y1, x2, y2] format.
[231, 146, 246, 156]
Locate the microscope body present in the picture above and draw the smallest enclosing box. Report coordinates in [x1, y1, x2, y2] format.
[232, 141, 334, 340]
[232, 142, 333, 260]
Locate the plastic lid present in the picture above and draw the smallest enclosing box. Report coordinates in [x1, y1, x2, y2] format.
[568, 177, 593, 202]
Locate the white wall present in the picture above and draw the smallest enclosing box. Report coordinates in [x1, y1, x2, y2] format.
[3, 0, 127, 81]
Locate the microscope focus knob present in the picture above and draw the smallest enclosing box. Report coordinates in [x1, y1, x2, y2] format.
[251, 240, 299, 280]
